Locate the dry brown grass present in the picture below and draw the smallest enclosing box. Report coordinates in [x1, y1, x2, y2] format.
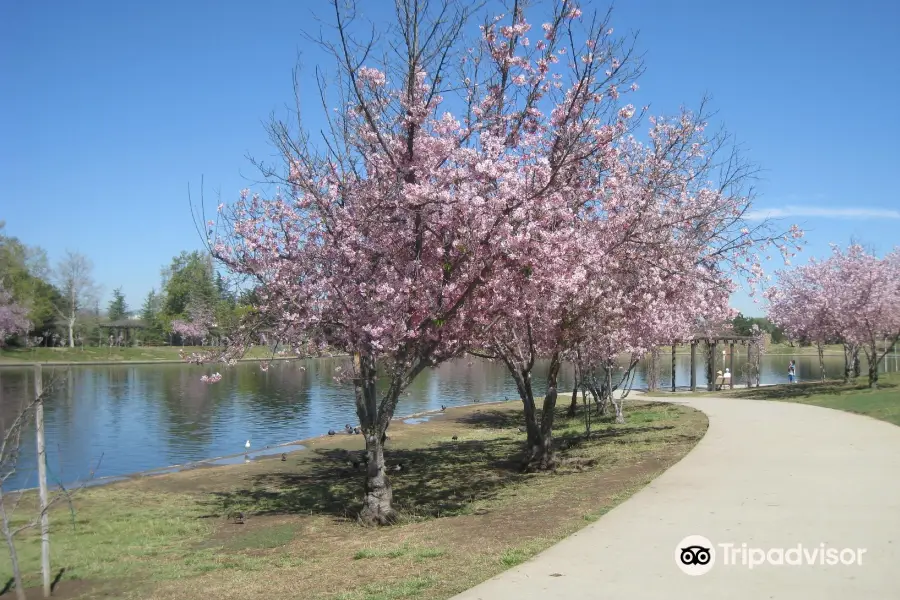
[2, 399, 706, 600]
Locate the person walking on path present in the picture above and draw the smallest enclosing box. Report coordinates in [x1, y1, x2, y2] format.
[788, 359, 797, 383]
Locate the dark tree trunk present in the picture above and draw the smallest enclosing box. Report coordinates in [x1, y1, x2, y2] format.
[843, 344, 852, 383]
[866, 343, 879, 389]
[605, 360, 625, 424]
[502, 351, 561, 472]
[817, 343, 826, 382]
[360, 432, 395, 525]
[567, 366, 579, 418]
[352, 352, 404, 526]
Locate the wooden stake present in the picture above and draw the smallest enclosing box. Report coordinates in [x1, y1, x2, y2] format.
[34, 364, 51, 598]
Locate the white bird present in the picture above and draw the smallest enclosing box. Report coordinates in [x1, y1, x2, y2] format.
[245, 440, 251, 450]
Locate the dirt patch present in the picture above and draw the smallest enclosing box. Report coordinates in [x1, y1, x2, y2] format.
[0, 578, 110, 600]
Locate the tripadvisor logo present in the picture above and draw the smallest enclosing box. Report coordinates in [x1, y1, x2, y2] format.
[675, 535, 867, 575]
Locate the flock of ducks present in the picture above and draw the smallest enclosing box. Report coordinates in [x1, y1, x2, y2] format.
[327, 424, 363, 436]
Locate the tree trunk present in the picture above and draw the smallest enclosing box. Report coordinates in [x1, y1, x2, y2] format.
[817, 343, 826, 382]
[352, 352, 401, 526]
[581, 385, 591, 437]
[527, 353, 561, 470]
[843, 344, 852, 383]
[360, 432, 396, 525]
[566, 365, 578, 418]
[853, 351, 861, 378]
[606, 361, 625, 424]
[67, 318, 75, 348]
[502, 351, 560, 472]
[566, 385, 578, 417]
[866, 343, 879, 389]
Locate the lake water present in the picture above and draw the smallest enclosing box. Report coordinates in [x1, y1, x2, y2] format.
[1, 351, 897, 490]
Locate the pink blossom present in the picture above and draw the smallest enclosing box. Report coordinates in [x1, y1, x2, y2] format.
[0, 283, 31, 346]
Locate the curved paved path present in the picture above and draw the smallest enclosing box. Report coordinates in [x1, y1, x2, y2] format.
[451, 396, 900, 599]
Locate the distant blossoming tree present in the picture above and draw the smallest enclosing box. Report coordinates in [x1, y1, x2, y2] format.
[0, 282, 31, 346]
[172, 301, 213, 346]
[767, 244, 900, 387]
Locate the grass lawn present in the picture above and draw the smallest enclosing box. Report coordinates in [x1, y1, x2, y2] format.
[0, 345, 290, 365]
[645, 373, 900, 426]
[1, 399, 706, 600]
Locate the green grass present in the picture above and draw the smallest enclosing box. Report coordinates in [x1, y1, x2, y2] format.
[334, 576, 436, 600]
[353, 545, 447, 561]
[223, 523, 297, 550]
[645, 373, 900, 427]
[0, 400, 707, 599]
[1, 489, 215, 584]
[0, 345, 297, 364]
[728, 373, 900, 426]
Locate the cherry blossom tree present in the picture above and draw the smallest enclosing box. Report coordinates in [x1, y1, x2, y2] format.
[0, 282, 31, 346]
[172, 301, 213, 346]
[767, 244, 900, 387]
[204, 0, 619, 523]
[197, 0, 802, 516]
[766, 256, 837, 381]
[474, 101, 800, 467]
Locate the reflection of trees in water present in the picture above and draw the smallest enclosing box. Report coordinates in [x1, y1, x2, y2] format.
[0, 368, 31, 437]
[156, 365, 218, 445]
[232, 360, 316, 419]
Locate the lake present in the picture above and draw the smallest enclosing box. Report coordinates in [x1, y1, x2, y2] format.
[1, 351, 897, 490]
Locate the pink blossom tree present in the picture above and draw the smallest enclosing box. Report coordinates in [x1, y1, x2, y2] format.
[0, 282, 31, 346]
[766, 256, 838, 381]
[474, 102, 800, 467]
[197, 0, 802, 515]
[768, 244, 900, 387]
[172, 301, 213, 346]
[203, 0, 642, 523]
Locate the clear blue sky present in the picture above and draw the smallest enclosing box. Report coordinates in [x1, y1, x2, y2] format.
[2, 0, 898, 316]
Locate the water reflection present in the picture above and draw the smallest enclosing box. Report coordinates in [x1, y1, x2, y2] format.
[0, 351, 896, 490]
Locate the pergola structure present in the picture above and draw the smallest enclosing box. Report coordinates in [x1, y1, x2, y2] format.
[670, 335, 761, 392]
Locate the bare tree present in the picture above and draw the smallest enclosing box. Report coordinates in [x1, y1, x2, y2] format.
[53, 252, 98, 348]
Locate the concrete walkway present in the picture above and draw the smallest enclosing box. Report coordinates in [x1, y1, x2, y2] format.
[451, 396, 900, 599]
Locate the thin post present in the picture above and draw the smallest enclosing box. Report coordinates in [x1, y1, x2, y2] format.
[747, 342, 752, 388]
[35, 365, 51, 598]
[690, 341, 697, 391]
[671, 343, 677, 392]
[706, 341, 715, 391]
[729, 342, 735, 389]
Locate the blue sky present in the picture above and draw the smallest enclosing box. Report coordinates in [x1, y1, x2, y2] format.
[1, 0, 898, 316]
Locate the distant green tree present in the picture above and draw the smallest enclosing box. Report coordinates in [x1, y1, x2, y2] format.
[160, 251, 217, 320]
[731, 313, 786, 344]
[139, 289, 165, 344]
[107, 287, 128, 321]
[0, 222, 63, 342]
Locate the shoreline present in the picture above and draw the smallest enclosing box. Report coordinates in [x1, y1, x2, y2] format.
[0, 350, 880, 368]
[13, 397, 513, 494]
[0, 354, 326, 368]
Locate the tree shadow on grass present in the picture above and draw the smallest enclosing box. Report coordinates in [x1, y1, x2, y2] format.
[201, 437, 528, 521]
[732, 380, 896, 401]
